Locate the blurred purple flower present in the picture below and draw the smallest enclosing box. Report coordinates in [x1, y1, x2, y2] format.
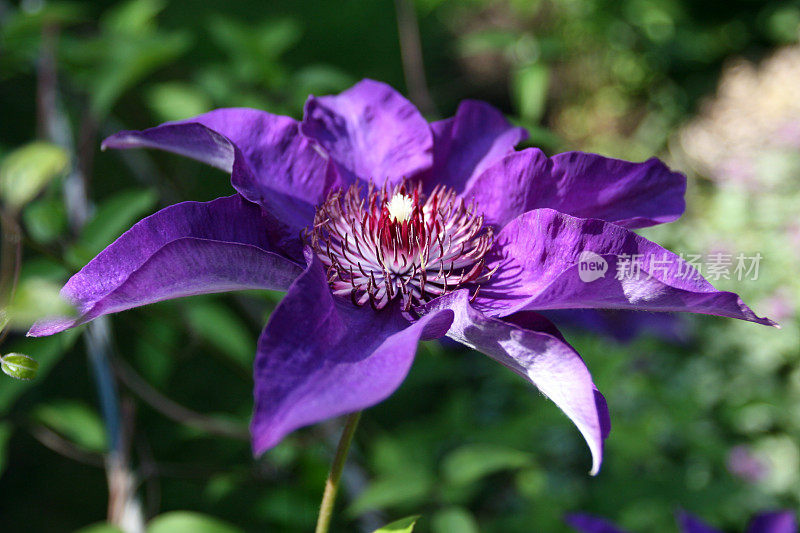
[28, 80, 774, 475]
[567, 510, 797, 533]
[727, 445, 769, 483]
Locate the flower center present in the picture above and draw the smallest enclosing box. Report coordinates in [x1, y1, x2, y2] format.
[386, 192, 414, 222]
[310, 182, 495, 310]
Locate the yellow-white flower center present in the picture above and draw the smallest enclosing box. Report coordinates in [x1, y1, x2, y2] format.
[386, 193, 414, 222]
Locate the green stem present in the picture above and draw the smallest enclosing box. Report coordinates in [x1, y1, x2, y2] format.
[315, 411, 362, 533]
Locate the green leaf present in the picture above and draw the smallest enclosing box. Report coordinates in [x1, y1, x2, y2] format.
[184, 300, 255, 370]
[23, 197, 68, 244]
[348, 470, 432, 516]
[101, 0, 166, 36]
[5, 277, 74, 329]
[431, 507, 479, 533]
[766, 7, 800, 43]
[146, 82, 212, 122]
[512, 63, 549, 123]
[372, 515, 420, 533]
[90, 33, 191, 119]
[441, 443, 531, 487]
[1, 353, 39, 381]
[133, 312, 180, 386]
[147, 511, 244, 533]
[0, 142, 69, 209]
[457, 29, 520, 56]
[32, 401, 107, 453]
[0, 3, 86, 45]
[67, 188, 157, 267]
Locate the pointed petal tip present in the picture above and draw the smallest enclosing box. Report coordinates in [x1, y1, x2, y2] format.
[26, 317, 76, 338]
[100, 131, 138, 152]
[250, 431, 277, 458]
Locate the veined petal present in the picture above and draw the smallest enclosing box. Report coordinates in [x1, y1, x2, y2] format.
[102, 108, 335, 243]
[677, 511, 723, 533]
[566, 514, 629, 533]
[251, 255, 453, 454]
[28, 195, 302, 336]
[420, 290, 610, 476]
[463, 148, 686, 229]
[425, 99, 527, 193]
[301, 79, 433, 185]
[746, 512, 798, 533]
[475, 209, 776, 327]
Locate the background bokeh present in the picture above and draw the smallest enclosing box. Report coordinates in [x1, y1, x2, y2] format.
[1, 0, 799, 531]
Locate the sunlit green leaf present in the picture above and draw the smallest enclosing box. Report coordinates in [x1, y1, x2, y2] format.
[23, 197, 68, 244]
[512, 63, 549, 123]
[0, 2, 86, 46]
[5, 277, 74, 329]
[442, 443, 531, 487]
[0, 142, 69, 209]
[101, 0, 165, 36]
[766, 6, 800, 43]
[147, 511, 244, 533]
[372, 515, 420, 533]
[32, 401, 107, 453]
[90, 33, 191, 118]
[457, 29, 519, 56]
[146, 82, 212, 122]
[1, 353, 38, 381]
[348, 470, 432, 516]
[432, 507, 479, 533]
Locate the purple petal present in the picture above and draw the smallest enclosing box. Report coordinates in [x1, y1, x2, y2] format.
[251, 255, 454, 454]
[420, 290, 610, 475]
[566, 513, 629, 533]
[463, 149, 686, 229]
[300, 79, 433, 185]
[475, 209, 776, 327]
[28, 195, 302, 336]
[424, 100, 527, 192]
[676, 511, 722, 533]
[746, 511, 798, 533]
[102, 108, 335, 240]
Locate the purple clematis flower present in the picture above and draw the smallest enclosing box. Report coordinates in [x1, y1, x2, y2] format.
[28, 79, 774, 475]
[567, 510, 797, 533]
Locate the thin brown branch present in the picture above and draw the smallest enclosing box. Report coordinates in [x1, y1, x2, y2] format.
[394, 0, 437, 116]
[36, 25, 59, 141]
[0, 210, 23, 345]
[29, 424, 105, 468]
[113, 356, 250, 441]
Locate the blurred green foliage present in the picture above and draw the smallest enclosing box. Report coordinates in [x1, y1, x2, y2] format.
[0, 0, 798, 532]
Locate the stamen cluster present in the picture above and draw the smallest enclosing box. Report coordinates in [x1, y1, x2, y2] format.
[310, 182, 495, 310]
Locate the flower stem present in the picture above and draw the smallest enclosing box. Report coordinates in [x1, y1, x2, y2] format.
[315, 411, 362, 533]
